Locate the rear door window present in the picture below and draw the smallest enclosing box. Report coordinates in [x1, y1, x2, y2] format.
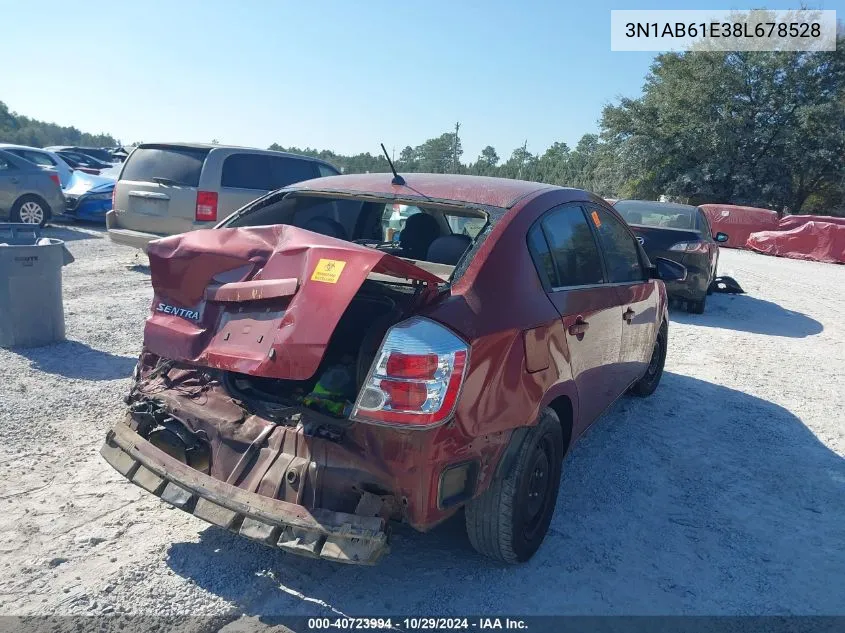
[590, 207, 646, 283]
[221, 154, 318, 191]
[121, 145, 210, 186]
[527, 225, 556, 289]
[12, 150, 56, 167]
[541, 206, 605, 287]
[696, 208, 713, 239]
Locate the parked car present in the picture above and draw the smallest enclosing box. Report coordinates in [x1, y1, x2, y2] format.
[106, 143, 340, 251]
[100, 173, 685, 565]
[0, 149, 65, 226]
[613, 200, 728, 313]
[62, 171, 115, 222]
[45, 146, 116, 164]
[53, 150, 112, 174]
[0, 144, 74, 188]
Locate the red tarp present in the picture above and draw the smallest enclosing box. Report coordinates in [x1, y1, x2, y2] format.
[746, 221, 845, 264]
[699, 204, 780, 249]
[778, 214, 845, 231]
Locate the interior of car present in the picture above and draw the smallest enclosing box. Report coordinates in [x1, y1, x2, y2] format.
[224, 193, 489, 270]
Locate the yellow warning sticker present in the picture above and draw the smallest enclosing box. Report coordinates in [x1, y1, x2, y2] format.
[591, 210, 602, 228]
[310, 258, 347, 284]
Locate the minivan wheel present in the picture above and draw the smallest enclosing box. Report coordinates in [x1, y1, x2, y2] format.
[629, 321, 667, 397]
[465, 408, 564, 564]
[11, 195, 50, 227]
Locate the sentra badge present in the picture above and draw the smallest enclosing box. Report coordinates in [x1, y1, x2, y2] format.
[156, 302, 200, 321]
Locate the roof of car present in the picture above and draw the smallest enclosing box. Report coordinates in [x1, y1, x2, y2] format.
[134, 143, 338, 167]
[0, 143, 53, 152]
[614, 199, 698, 212]
[288, 173, 565, 209]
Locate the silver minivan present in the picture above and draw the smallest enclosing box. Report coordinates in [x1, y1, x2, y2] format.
[107, 143, 339, 250]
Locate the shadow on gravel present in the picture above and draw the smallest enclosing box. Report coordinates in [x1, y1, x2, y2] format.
[165, 373, 844, 616]
[126, 263, 150, 275]
[42, 224, 104, 242]
[12, 340, 136, 380]
[671, 293, 823, 337]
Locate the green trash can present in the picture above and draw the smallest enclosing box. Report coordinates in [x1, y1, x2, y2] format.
[0, 223, 75, 348]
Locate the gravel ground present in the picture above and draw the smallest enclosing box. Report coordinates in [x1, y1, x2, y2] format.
[0, 224, 843, 630]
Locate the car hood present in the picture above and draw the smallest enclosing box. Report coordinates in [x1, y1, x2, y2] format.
[144, 225, 443, 381]
[64, 170, 115, 195]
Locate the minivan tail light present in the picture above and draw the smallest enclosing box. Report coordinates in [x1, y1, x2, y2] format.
[352, 317, 469, 428]
[49, 173, 60, 187]
[669, 241, 708, 254]
[195, 191, 218, 222]
[111, 186, 116, 210]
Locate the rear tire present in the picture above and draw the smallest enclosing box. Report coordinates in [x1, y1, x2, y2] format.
[11, 195, 50, 227]
[465, 408, 564, 563]
[630, 321, 667, 397]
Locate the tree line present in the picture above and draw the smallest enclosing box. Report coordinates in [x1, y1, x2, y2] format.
[272, 40, 845, 215]
[3, 36, 843, 215]
[0, 101, 117, 148]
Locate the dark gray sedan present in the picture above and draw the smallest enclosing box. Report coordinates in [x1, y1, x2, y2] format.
[0, 149, 66, 226]
[613, 200, 728, 313]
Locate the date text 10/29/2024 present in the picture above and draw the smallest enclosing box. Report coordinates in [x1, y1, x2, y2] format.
[307, 618, 529, 631]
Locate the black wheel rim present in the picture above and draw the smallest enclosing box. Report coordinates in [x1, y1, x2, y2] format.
[520, 437, 554, 541]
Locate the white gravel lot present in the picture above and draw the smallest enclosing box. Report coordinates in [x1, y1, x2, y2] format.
[0, 224, 843, 630]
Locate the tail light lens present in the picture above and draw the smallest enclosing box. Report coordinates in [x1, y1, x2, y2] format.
[111, 187, 116, 210]
[49, 173, 60, 187]
[195, 191, 218, 222]
[669, 241, 708, 254]
[352, 317, 469, 428]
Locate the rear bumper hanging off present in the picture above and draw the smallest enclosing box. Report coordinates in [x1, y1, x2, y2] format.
[100, 420, 390, 565]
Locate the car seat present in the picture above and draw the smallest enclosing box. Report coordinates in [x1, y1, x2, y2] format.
[399, 213, 441, 259]
[426, 234, 472, 265]
[626, 211, 643, 224]
[302, 217, 348, 241]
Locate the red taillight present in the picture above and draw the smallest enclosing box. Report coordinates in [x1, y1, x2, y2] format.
[352, 317, 469, 428]
[195, 190, 218, 222]
[49, 173, 60, 187]
[386, 352, 439, 379]
[380, 380, 428, 410]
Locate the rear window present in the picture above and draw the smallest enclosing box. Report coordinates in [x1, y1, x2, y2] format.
[121, 146, 210, 187]
[614, 201, 697, 230]
[221, 154, 318, 191]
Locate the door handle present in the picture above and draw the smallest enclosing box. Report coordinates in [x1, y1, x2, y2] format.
[568, 318, 589, 336]
[623, 308, 635, 323]
[10, 177, 19, 183]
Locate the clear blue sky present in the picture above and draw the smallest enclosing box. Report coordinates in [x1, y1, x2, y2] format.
[1, 0, 839, 161]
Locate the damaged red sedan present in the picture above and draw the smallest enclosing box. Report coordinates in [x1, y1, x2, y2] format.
[101, 173, 685, 564]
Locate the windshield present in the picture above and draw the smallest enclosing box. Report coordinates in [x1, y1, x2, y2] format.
[380, 204, 487, 242]
[120, 145, 210, 187]
[614, 201, 698, 230]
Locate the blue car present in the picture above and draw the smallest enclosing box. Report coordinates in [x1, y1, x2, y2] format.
[62, 171, 114, 222]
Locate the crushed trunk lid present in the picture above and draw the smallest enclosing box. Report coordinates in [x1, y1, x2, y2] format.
[144, 225, 443, 381]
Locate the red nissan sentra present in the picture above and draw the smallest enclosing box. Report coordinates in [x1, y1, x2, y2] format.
[101, 173, 685, 565]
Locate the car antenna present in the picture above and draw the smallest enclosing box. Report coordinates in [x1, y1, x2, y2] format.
[380, 143, 405, 186]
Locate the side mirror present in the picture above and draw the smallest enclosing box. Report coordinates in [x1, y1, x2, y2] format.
[714, 232, 729, 243]
[651, 257, 687, 282]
